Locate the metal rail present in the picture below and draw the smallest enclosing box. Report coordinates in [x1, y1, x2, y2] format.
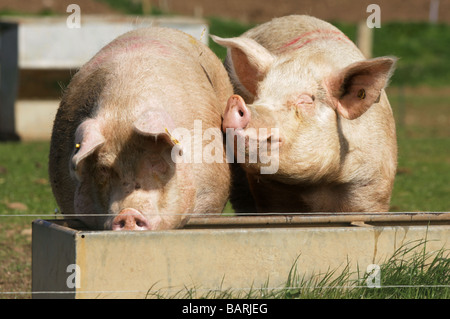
[185, 212, 450, 229]
[48, 212, 450, 231]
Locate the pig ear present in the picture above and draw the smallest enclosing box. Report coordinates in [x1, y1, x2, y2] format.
[326, 57, 397, 120]
[71, 118, 105, 178]
[211, 35, 274, 98]
[133, 109, 178, 147]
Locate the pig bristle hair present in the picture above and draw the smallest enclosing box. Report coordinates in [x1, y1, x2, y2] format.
[129, 16, 154, 30]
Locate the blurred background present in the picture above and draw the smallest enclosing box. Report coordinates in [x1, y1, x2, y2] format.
[0, 0, 449, 297]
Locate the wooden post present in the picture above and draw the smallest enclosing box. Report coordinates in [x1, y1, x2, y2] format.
[142, 0, 152, 15]
[357, 20, 373, 59]
[0, 22, 20, 141]
[194, 6, 203, 19]
[429, 0, 440, 24]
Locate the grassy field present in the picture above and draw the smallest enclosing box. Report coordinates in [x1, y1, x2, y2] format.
[0, 15, 449, 298]
[388, 87, 450, 212]
[332, 22, 450, 87]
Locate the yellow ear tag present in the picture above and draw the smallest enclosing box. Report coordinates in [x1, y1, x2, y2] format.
[200, 27, 207, 42]
[165, 128, 180, 145]
[75, 143, 81, 150]
[357, 89, 366, 100]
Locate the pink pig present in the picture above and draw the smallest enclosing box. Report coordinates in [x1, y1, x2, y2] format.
[49, 27, 233, 230]
[213, 15, 397, 213]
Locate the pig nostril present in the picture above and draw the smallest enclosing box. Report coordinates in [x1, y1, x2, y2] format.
[136, 220, 145, 227]
[113, 209, 150, 231]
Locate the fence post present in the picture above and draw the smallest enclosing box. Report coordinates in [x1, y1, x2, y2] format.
[0, 22, 20, 141]
[357, 20, 373, 59]
[429, 0, 440, 24]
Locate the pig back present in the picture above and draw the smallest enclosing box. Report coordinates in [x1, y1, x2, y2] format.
[220, 15, 397, 212]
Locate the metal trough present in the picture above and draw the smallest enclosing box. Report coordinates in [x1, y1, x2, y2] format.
[32, 212, 450, 299]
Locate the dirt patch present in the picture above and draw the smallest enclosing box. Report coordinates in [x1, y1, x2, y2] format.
[0, 224, 32, 299]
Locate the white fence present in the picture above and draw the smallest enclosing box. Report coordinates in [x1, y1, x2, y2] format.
[0, 15, 209, 140]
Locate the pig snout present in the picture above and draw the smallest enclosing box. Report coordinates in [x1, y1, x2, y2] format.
[112, 208, 150, 231]
[222, 95, 251, 131]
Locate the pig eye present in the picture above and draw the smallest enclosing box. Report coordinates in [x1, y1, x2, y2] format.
[98, 166, 109, 174]
[296, 94, 315, 105]
[357, 89, 366, 100]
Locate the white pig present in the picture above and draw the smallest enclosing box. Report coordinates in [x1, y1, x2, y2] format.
[49, 27, 233, 230]
[213, 15, 397, 213]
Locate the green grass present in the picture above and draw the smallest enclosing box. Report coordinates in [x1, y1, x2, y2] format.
[148, 239, 450, 299]
[0, 142, 57, 218]
[314, 21, 450, 87]
[373, 22, 450, 87]
[392, 138, 450, 212]
[0, 142, 56, 298]
[388, 88, 450, 212]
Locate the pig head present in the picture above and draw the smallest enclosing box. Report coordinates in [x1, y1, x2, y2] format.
[69, 112, 195, 230]
[213, 15, 398, 213]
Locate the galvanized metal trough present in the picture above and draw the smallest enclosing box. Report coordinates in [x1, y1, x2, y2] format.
[32, 212, 450, 299]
